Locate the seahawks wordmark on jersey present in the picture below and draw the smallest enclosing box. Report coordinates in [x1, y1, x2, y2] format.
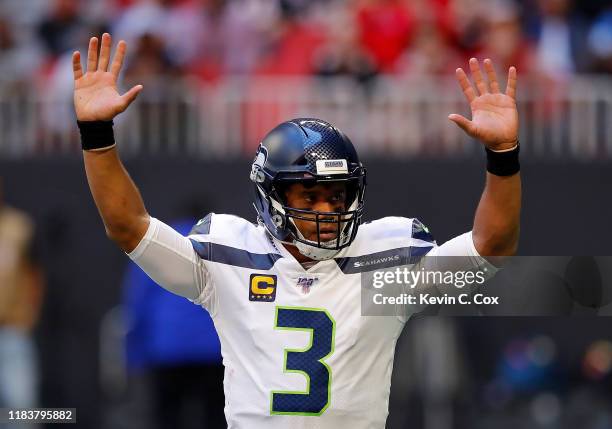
[128, 214, 496, 429]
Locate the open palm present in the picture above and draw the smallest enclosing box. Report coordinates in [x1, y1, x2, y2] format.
[73, 33, 142, 121]
[449, 58, 518, 151]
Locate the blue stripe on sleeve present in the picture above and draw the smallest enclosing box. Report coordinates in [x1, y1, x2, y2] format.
[190, 239, 283, 270]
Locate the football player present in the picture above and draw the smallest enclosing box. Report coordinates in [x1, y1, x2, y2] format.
[73, 33, 520, 428]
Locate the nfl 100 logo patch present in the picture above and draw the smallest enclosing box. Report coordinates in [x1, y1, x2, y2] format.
[295, 277, 319, 294]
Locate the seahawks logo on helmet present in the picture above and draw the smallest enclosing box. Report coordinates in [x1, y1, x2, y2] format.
[250, 144, 268, 183]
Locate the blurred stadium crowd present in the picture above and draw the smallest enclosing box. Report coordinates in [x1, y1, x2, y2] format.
[1, 0, 612, 85]
[1, 0, 611, 158]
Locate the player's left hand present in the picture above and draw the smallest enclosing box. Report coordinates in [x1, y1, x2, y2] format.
[449, 58, 518, 151]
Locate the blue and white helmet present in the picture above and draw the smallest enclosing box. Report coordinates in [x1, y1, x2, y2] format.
[250, 118, 367, 260]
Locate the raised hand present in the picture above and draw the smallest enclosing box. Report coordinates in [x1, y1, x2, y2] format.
[449, 58, 518, 151]
[73, 33, 143, 121]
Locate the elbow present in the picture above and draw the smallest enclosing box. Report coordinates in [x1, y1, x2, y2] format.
[481, 241, 519, 259]
[104, 223, 133, 249]
[473, 228, 519, 259]
[104, 223, 128, 243]
[104, 215, 150, 252]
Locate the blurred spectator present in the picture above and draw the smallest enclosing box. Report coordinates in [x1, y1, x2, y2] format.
[255, 1, 327, 75]
[398, 23, 462, 76]
[531, 0, 590, 78]
[119, 32, 186, 151]
[37, 0, 89, 58]
[0, 178, 44, 425]
[355, 0, 415, 73]
[439, 0, 488, 55]
[313, 1, 377, 82]
[112, 0, 171, 50]
[587, 7, 612, 73]
[479, 0, 536, 75]
[123, 218, 224, 429]
[0, 0, 52, 28]
[124, 33, 175, 85]
[0, 17, 43, 84]
[179, 0, 278, 79]
[157, 0, 225, 75]
[113, 0, 276, 79]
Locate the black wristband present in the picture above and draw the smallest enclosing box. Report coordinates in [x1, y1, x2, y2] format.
[485, 142, 520, 176]
[77, 120, 116, 151]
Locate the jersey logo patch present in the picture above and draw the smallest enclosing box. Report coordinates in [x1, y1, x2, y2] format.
[296, 277, 319, 294]
[249, 274, 277, 302]
[412, 218, 435, 244]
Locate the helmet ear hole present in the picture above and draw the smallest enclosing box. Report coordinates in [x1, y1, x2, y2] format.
[272, 213, 284, 228]
[254, 170, 265, 183]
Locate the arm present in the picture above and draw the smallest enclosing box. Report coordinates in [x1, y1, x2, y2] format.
[83, 149, 148, 252]
[74, 34, 210, 304]
[73, 33, 146, 252]
[448, 58, 521, 262]
[473, 172, 520, 259]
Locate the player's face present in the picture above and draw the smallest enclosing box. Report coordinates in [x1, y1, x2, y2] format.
[284, 182, 347, 242]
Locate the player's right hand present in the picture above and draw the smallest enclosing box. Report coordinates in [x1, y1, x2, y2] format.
[73, 33, 143, 121]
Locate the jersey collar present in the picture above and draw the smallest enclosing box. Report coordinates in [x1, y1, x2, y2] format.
[266, 231, 341, 273]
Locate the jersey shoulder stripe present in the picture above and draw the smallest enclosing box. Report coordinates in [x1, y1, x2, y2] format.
[190, 240, 282, 270]
[188, 213, 282, 269]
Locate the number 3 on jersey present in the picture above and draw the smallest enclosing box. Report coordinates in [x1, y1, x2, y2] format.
[271, 307, 336, 416]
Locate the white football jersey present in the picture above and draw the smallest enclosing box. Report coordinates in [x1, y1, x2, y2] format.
[128, 214, 495, 429]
